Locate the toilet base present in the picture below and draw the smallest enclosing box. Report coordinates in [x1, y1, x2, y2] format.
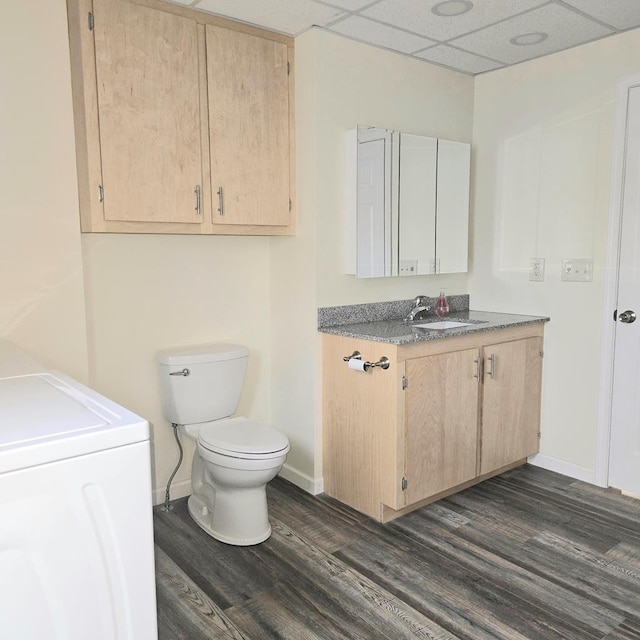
[187, 491, 272, 546]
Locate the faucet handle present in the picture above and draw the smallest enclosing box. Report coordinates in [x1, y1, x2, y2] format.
[413, 295, 428, 307]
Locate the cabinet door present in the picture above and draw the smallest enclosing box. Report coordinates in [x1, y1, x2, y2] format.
[93, 0, 203, 224]
[404, 349, 480, 506]
[206, 25, 291, 227]
[480, 337, 543, 475]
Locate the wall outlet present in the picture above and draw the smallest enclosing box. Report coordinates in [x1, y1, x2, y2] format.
[529, 258, 545, 282]
[561, 258, 593, 282]
[399, 260, 418, 276]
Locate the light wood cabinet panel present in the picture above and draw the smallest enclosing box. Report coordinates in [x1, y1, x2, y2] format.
[480, 337, 543, 475]
[322, 323, 545, 522]
[322, 335, 399, 519]
[67, 0, 295, 234]
[404, 349, 480, 505]
[94, 0, 202, 225]
[206, 25, 291, 228]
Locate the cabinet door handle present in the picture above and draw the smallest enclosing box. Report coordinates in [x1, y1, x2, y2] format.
[487, 353, 496, 378]
[194, 185, 201, 216]
[473, 357, 481, 380]
[217, 186, 224, 216]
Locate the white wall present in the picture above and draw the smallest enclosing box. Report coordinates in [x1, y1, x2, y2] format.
[270, 28, 475, 489]
[0, 0, 273, 504]
[310, 29, 474, 307]
[82, 234, 273, 501]
[0, 0, 88, 381]
[471, 28, 640, 480]
[9, 0, 632, 500]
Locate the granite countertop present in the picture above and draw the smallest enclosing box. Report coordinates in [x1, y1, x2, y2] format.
[318, 309, 550, 346]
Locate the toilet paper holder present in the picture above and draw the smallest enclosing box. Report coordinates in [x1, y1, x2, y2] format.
[343, 351, 390, 371]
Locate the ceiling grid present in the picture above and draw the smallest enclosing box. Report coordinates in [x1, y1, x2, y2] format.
[171, 0, 640, 74]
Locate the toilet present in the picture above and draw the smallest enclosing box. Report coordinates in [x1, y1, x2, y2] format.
[157, 343, 290, 546]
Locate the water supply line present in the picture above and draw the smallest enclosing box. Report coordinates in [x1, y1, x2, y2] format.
[162, 423, 183, 512]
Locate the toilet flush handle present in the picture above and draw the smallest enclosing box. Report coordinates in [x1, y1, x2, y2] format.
[169, 368, 190, 377]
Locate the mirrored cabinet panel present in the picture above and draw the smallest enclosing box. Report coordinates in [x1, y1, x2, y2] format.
[345, 125, 470, 279]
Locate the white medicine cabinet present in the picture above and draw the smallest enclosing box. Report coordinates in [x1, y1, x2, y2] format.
[345, 125, 470, 278]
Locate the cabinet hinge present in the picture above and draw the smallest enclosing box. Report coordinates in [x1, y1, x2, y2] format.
[401, 476, 408, 491]
[289, 198, 292, 212]
[287, 60, 290, 76]
[537, 431, 541, 439]
[540, 350, 544, 358]
[88, 11, 94, 31]
[402, 376, 408, 390]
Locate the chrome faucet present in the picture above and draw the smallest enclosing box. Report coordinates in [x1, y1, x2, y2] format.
[404, 295, 431, 323]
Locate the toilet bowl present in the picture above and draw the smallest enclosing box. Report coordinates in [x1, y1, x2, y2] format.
[157, 343, 290, 546]
[187, 417, 289, 544]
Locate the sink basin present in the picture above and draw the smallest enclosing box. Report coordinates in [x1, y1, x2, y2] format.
[414, 320, 474, 330]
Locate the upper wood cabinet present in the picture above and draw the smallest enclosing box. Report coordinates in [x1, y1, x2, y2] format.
[206, 25, 292, 228]
[67, 0, 295, 234]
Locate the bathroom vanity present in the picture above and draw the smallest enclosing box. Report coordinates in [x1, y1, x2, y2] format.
[320, 307, 548, 522]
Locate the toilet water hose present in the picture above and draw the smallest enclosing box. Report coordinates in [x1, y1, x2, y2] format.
[162, 423, 183, 512]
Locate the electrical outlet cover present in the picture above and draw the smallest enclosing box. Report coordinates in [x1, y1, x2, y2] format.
[529, 258, 545, 282]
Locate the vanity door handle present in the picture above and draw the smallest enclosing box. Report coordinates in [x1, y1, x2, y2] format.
[487, 354, 496, 379]
[473, 357, 481, 380]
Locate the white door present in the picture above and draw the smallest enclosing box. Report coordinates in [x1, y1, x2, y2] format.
[609, 83, 640, 495]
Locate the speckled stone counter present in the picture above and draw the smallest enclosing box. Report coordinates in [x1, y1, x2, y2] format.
[318, 306, 549, 346]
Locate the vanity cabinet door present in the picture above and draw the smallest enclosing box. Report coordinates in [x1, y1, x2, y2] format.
[480, 337, 543, 475]
[403, 349, 480, 506]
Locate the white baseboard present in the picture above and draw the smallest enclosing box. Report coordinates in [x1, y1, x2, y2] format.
[278, 463, 324, 495]
[152, 478, 191, 506]
[527, 453, 596, 485]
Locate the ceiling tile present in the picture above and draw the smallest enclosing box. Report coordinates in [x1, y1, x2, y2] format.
[450, 3, 614, 64]
[361, 0, 547, 41]
[327, 15, 438, 53]
[194, 0, 345, 35]
[415, 44, 504, 74]
[561, 0, 640, 31]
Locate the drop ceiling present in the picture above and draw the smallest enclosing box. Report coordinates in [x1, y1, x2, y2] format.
[169, 0, 640, 75]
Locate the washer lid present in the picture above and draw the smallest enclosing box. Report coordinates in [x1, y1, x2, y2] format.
[199, 417, 289, 456]
[0, 372, 149, 474]
[157, 343, 248, 366]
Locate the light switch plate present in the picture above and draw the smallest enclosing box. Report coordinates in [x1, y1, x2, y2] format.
[561, 258, 593, 282]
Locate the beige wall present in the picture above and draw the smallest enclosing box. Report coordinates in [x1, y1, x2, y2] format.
[6, 0, 634, 499]
[309, 29, 474, 307]
[270, 28, 475, 489]
[471, 28, 640, 479]
[82, 234, 273, 501]
[0, 0, 88, 381]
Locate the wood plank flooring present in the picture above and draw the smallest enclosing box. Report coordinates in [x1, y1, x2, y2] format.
[153, 465, 640, 639]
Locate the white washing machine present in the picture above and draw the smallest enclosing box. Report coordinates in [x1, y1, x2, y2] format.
[0, 340, 157, 640]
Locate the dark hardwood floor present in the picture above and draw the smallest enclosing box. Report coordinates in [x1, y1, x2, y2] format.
[153, 465, 640, 639]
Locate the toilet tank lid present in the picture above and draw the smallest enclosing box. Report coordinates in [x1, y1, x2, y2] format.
[157, 343, 249, 365]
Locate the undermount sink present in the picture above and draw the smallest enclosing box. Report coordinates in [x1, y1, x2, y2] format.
[413, 320, 475, 330]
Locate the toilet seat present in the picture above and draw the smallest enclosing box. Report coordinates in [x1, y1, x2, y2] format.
[198, 416, 289, 460]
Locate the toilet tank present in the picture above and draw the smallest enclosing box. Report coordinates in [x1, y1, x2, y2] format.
[157, 343, 249, 425]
